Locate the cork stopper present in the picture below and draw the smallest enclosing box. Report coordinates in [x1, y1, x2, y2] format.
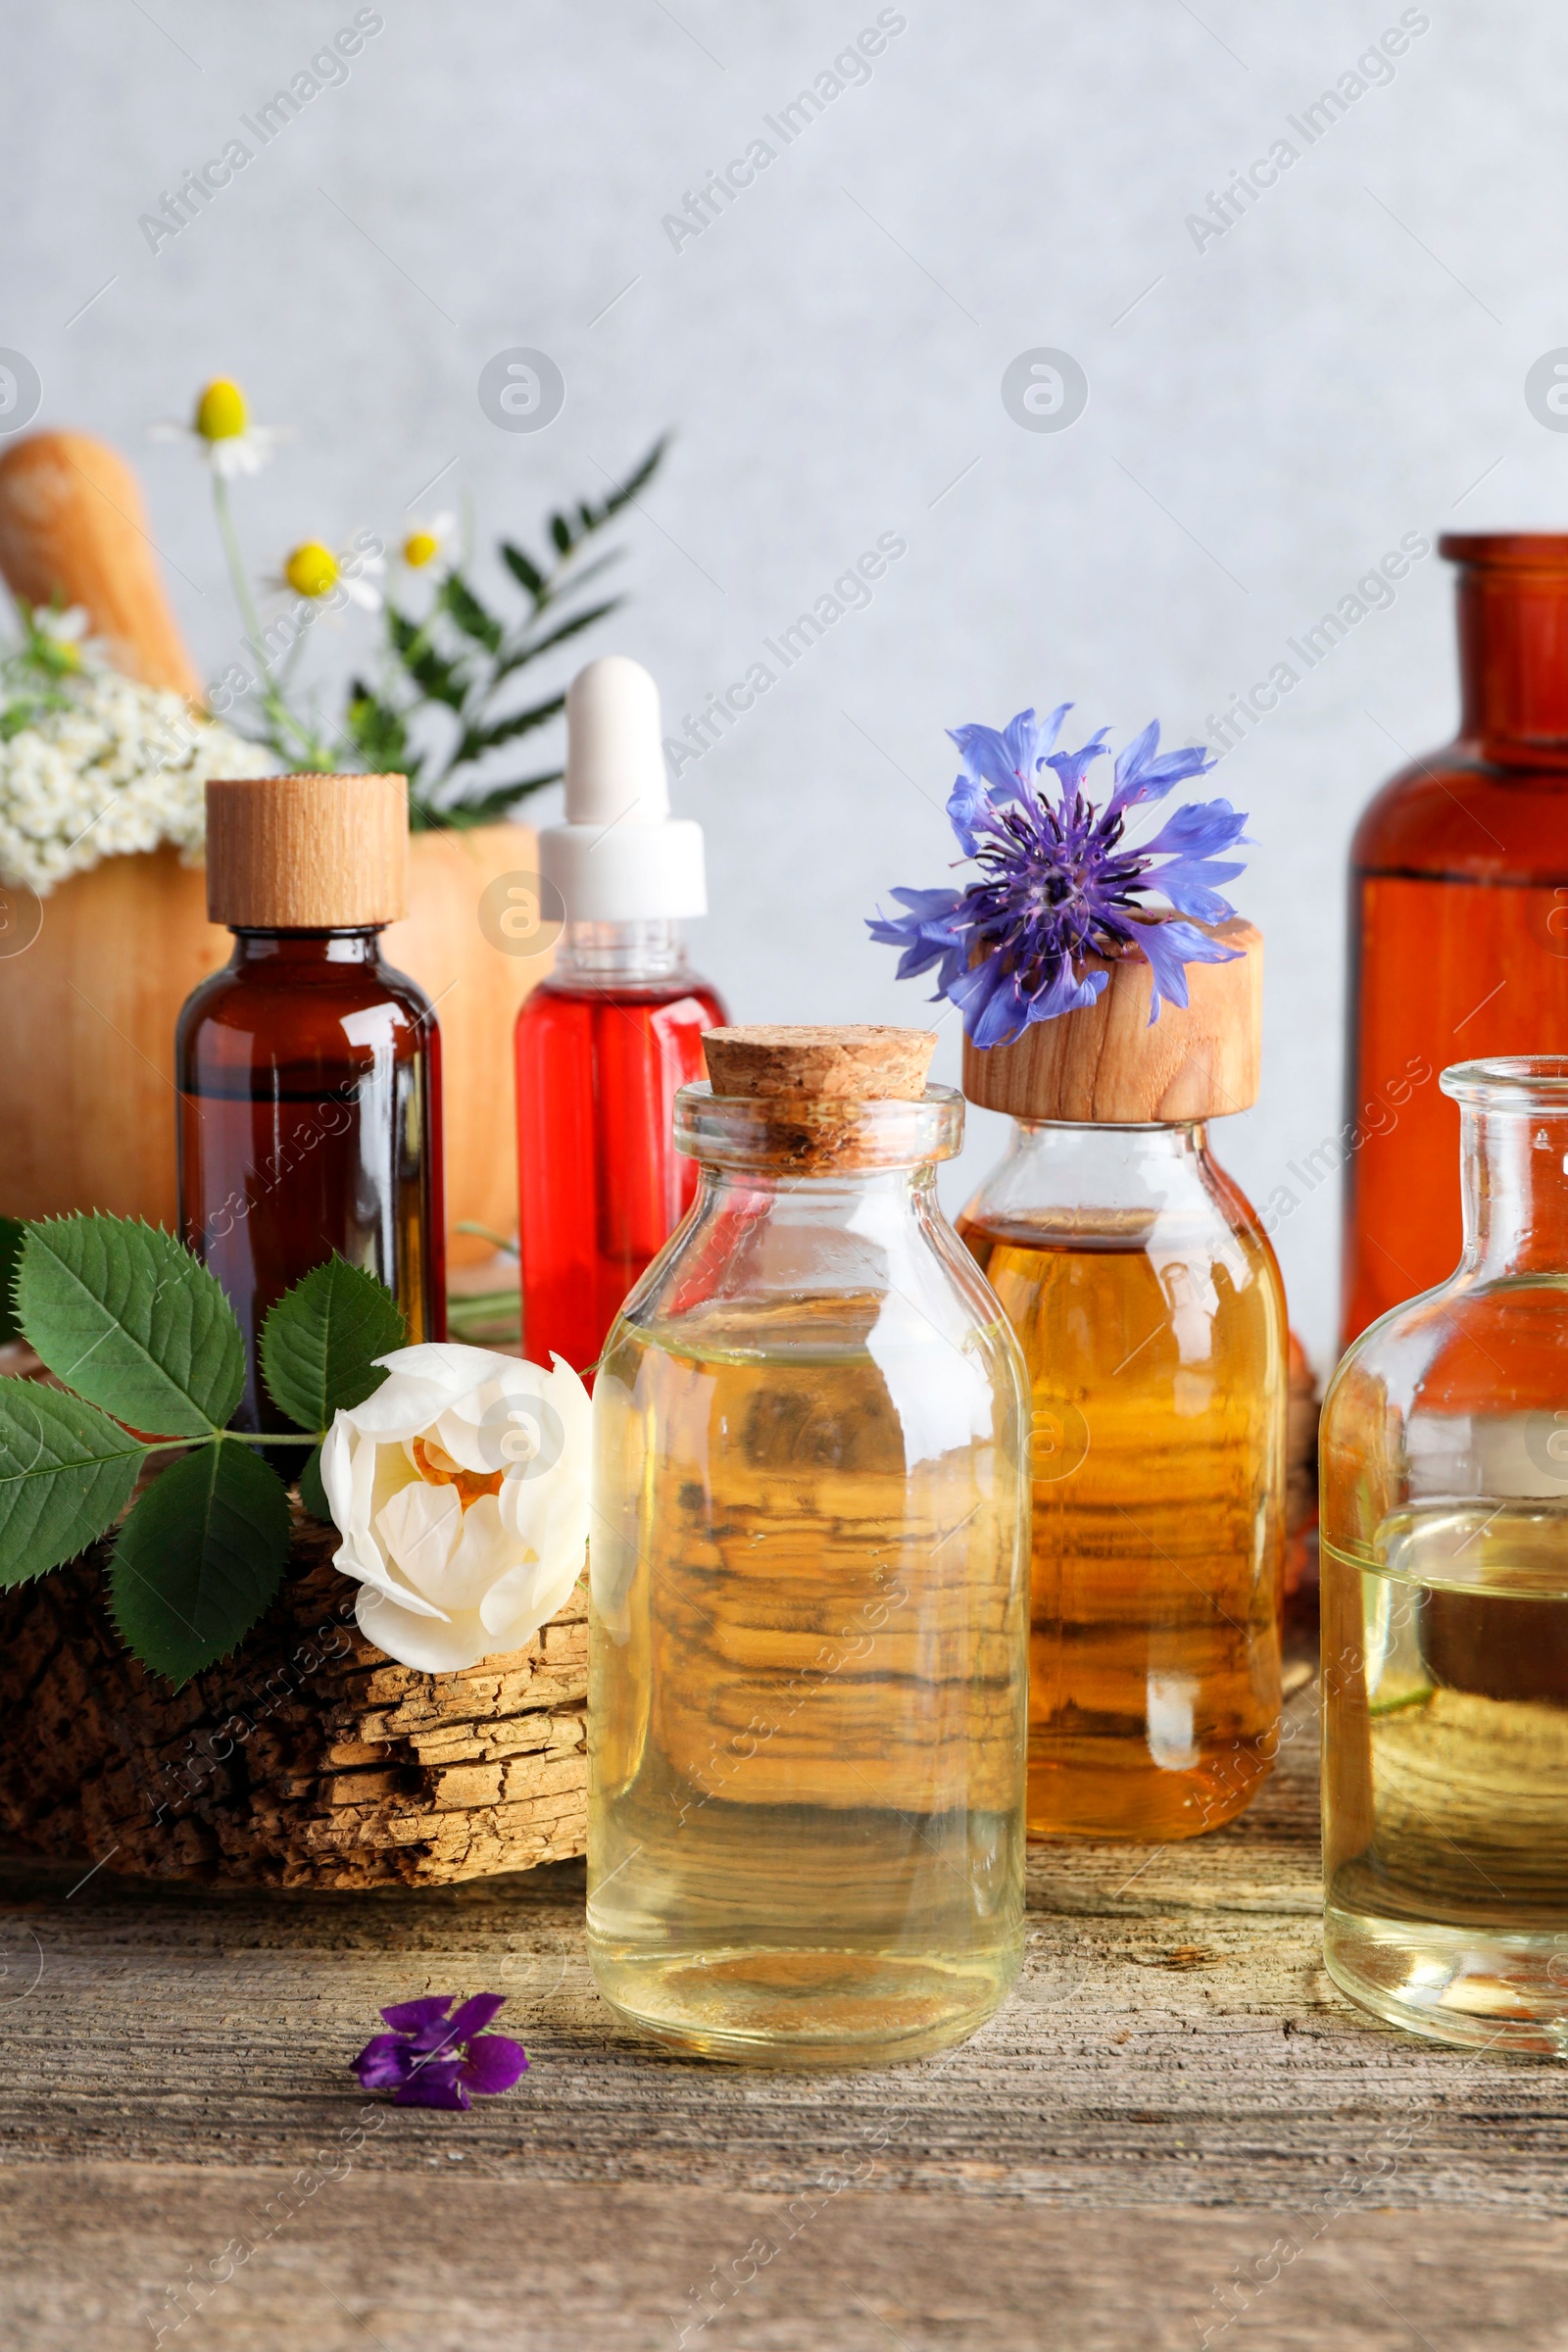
[962, 919, 1261, 1123]
[703, 1024, 936, 1102]
[205, 774, 408, 928]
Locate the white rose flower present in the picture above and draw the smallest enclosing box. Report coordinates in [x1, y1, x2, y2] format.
[320, 1344, 591, 1674]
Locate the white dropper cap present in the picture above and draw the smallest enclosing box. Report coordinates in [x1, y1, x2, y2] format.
[538, 656, 707, 922]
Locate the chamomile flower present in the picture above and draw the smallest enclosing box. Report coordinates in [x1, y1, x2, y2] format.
[150, 376, 290, 479]
[273, 539, 385, 612]
[399, 512, 458, 575]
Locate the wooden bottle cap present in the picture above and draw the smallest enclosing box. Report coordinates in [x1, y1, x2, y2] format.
[206, 774, 409, 928]
[961, 919, 1262, 1123]
[703, 1024, 936, 1102]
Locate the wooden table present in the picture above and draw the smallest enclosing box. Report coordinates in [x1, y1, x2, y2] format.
[3, 1646, 1566, 2352]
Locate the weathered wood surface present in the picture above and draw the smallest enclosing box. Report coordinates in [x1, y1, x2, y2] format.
[3, 1646, 1567, 2351]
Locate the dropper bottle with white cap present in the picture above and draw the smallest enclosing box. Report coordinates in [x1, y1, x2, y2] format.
[514, 655, 726, 1372]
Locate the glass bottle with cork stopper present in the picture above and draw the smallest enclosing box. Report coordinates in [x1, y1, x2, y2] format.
[175, 772, 445, 1432]
[587, 1023, 1030, 2067]
[956, 918, 1287, 1842]
[516, 656, 725, 1375]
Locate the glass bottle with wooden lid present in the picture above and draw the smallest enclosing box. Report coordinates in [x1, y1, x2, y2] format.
[956, 920, 1287, 1841]
[1323, 1054, 1568, 2052]
[587, 1024, 1031, 2068]
[175, 773, 445, 1431]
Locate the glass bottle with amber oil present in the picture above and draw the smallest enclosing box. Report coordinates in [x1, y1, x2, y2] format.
[1344, 535, 1568, 1348]
[588, 1025, 1031, 2068]
[1323, 1056, 1568, 2052]
[176, 773, 445, 1430]
[957, 921, 1286, 1842]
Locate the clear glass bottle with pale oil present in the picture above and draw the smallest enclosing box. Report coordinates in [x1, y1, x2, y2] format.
[957, 920, 1286, 1841]
[587, 1026, 1031, 2068]
[1322, 1056, 1568, 2051]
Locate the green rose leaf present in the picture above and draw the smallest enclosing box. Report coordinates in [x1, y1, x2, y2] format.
[298, 1442, 331, 1524]
[19, 1215, 244, 1438]
[0, 1376, 143, 1587]
[0, 1215, 24, 1344]
[260, 1254, 406, 1436]
[110, 1441, 291, 1687]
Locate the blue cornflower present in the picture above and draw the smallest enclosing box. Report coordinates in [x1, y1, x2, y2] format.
[868, 705, 1250, 1047]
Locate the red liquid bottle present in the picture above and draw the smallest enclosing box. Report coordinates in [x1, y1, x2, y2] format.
[516, 659, 725, 1372]
[1343, 536, 1568, 1344]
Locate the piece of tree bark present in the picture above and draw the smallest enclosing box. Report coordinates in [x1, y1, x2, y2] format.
[0, 1520, 587, 1888]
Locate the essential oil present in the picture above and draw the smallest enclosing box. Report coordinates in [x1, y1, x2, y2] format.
[176, 773, 444, 1430]
[517, 659, 723, 1372]
[1323, 1504, 1568, 2050]
[957, 923, 1285, 1843]
[516, 942, 723, 1373]
[960, 1200, 1284, 1840]
[1343, 534, 1568, 1344]
[1322, 1055, 1568, 2049]
[587, 1029, 1030, 2067]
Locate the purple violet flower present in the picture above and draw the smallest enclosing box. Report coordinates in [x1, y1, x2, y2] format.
[868, 705, 1250, 1046]
[351, 1993, 529, 2110]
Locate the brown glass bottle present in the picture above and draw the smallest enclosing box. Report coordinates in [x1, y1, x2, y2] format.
[175, 775, 445, 1430]
[1343, 536, 1568, 1346]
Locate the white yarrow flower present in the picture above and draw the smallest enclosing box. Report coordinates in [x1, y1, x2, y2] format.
[0, 671, 263, 896]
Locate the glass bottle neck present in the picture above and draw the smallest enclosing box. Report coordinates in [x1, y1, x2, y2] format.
[957, 1119, 1233, 1255]
[229, 928, 386, 966]
[974, 1118, 1211, 1219]
[675, 1083, 963, 1177]
[1459, 1105, 1568, 1277]
[553, 918, 690, 987]
[1454, 564, 1568, 758]
[700, 1161, 929, 1206]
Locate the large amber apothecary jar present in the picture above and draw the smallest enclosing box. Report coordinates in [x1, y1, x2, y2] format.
[587, 1025, 1031, 2069]
[957, 921, 1286, 1843]
[1344, 534, 1568, 1347]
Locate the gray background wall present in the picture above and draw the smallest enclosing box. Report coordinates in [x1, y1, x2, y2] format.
[3, 0, 1561, 1370]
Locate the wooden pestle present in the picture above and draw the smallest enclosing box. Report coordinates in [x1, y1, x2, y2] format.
[0, 429, 204, 697]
